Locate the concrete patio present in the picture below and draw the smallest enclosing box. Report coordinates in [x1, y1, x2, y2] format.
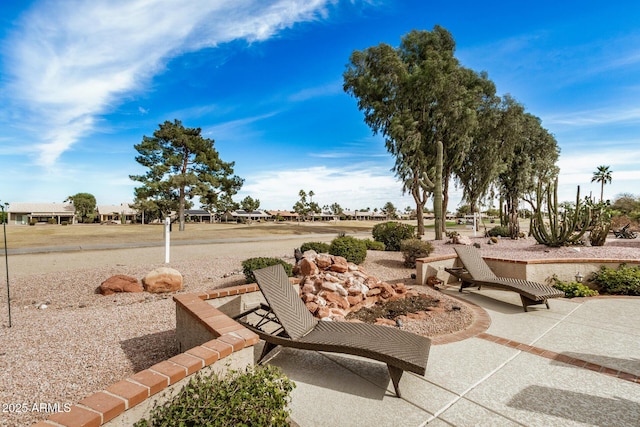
[263, 288, 640, 426]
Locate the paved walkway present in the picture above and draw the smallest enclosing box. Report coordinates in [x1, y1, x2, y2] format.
[265, 288, 640, 426]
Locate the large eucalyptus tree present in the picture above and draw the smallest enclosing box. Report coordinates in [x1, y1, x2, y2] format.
[343, 26, 493, 236]
[494, 96, 559, 237]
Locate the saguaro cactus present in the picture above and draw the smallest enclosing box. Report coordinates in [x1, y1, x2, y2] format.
[531, 178, 591, 247]
[419, 140, 443, 240]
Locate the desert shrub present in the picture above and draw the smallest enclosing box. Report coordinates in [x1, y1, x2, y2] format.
[591, 264, 640, 296]
[329, 235, 367, 264]
[134, 365, 295, 427]
[372, 221, 415, 251]
[549, 276, 598, 298]
[300, 241, 330, 253]
[487, 226, 510, 237]
[47, 218, 56, 224]
[400, 238, 434, 267]
[362, 238, 385, 251]
[61, 221, 68, 226]
[241, 257, 293, 284]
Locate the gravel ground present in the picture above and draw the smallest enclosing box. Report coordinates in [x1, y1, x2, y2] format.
[1, 235, 639, 426]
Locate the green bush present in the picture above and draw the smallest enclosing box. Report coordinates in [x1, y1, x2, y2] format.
[362, 238, 385, 251]
[241, 257, 293, 284]
[550, 277, 599, 298]
[372, 221, 416, 251]
[300, 241, 330, 254]
[487, 226, 510, 237]
[135, 365, 295, 427]
[329, 235, 367, 264]
[47, 218, 56, 224]
[591, 264, 640, 296]
[400, 238, 434, 268]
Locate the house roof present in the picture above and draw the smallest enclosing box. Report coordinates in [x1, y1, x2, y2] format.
[97, 204, 137, 215]
[231, 209, 271, 217]
[267, 210, 299, 217]
[8, 202, 75, 215]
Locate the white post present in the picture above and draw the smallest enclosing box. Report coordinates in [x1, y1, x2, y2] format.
[164, 217, 171, 264]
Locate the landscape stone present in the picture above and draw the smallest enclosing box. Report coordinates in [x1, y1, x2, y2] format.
[142, 267, 183, 293]
[99, 275, 143, 295]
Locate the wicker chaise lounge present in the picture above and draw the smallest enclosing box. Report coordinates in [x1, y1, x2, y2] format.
[234, 264, 431, 398]
[445, 246, 565, 312]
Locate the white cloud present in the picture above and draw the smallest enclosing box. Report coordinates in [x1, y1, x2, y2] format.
[544, 106, 640, 127]
[238, 165, 417, 211]
[4, 0, 336, 166]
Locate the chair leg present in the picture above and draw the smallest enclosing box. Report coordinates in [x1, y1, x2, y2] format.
[257, 341, 278, 364]
[387, 365, 404, 398]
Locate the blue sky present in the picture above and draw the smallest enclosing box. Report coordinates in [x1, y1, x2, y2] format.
[1, 0, 639, 212]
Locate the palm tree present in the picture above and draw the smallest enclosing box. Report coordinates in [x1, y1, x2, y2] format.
[591, 165, 612, 202]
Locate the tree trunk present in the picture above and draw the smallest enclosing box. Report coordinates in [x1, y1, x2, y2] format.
[179, 187, 186, 232]
[507, 196, 519, 238]
[433, 141, 444, 240]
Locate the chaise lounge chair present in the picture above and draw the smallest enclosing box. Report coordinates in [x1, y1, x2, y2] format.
[445, 246, 564, 312]
[234, 264, 431, 398]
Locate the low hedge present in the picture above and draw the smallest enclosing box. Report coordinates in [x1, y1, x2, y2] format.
[241, 257, 293, 284]
[134, 365, 295, 427]
[329, 235, 367, 265]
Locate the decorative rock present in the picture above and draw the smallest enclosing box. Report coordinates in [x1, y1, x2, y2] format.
[299, 258, 319, 276]
[347, 294, 363, 306]
[320, 281, 337, 292]
[305, 301, 319, 314]
[454, 235, 473, 245]
[99, 275, 143, 295]
[315, 253, 333, 269]
[323, 291, 350, 310]
[317, 307, 331, 318]
[334, 283, 348, 297]
[330, 256, 349, 273]
[142, 267, 183, 293]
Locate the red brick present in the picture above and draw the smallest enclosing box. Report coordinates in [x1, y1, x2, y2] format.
[186, 345, 221, 366]
[202, 339, 233, 358]
[584, 362, 602, 372]
[233, 328, 260, 346]
[600, 367, 620, 377]
[78, 391, 126, 423]
[48, 405, 101, 427]
[169, 353, 204, 375]
[150, 360, 187, 385]
[618, 371, 637, 382]
[129, 370, 168, 395]
[218, 333, 245, 351]
[106, 379, 149, 408]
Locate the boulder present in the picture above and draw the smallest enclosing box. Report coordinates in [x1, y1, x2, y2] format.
[99, 275, 143, 295]
[315, 253, 333, 269]
[453, 235, 473, 245]
[142, 267, 183, 293]
[330, 256, 349, 273]
[299, 258, 319, 276]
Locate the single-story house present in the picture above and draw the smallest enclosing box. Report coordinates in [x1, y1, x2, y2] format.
[184, 209, 214, 223]
[220, 210, 272, 222]
[97, 204, 138, 224]
[7, 202, 76, 225]
[267, 210, 299, 221]
[342, 210, 387, 221]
